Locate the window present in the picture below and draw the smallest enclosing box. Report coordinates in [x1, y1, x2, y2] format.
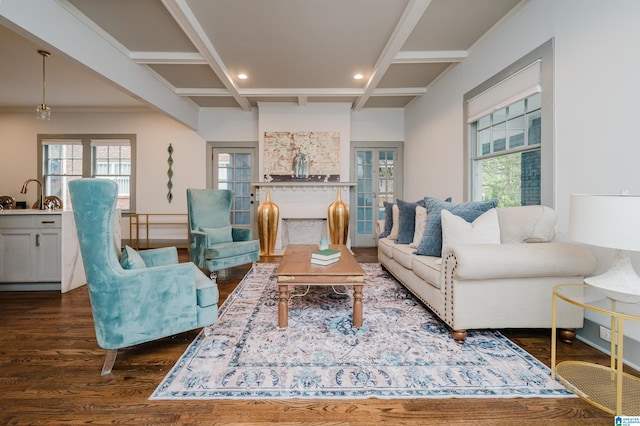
[464, 40, 554, 207]
[470, 93, 541, 206]
[38, 134, 136, 212]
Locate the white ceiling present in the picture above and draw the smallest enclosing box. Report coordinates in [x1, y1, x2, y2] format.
[0, 0, 521, 122]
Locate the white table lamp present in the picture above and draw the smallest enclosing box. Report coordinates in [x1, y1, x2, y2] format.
[569, 194, 640, 302]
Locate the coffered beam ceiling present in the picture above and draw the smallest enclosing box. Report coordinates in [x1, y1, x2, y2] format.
[0, 0, 522, 128]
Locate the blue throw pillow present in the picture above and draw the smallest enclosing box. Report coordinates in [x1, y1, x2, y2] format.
[396, 199, 420, 244]
[378, 201, 394, 238]
[119, 245, 146, 269]
[415, 198, 498, 257]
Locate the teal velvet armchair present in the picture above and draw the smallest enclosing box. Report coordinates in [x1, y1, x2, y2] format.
[186, 188, 260, 280]
[69, 179, 218, 375]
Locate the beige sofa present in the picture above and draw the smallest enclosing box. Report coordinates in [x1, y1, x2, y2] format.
[378, 205, 597, 343]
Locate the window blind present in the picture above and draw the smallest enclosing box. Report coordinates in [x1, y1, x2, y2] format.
[467, 60, 541, 123]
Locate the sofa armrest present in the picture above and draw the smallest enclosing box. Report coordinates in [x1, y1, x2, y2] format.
[232, 227, 252, 241]
[138, 246, 179, 267]
[442, 242, 596, 280]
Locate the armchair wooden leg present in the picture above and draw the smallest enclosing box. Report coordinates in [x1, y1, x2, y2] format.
[101, 349, 117, 376]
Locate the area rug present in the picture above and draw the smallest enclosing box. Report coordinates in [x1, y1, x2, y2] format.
[151, 263, 573, 400]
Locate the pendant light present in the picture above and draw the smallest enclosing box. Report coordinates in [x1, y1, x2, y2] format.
[36, 49, 51, 120]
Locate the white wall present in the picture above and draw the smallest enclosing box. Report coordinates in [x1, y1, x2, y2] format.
[405, 0, 640, 348]
[351, 108, 404, 142]
[198, 107, 258, 141]
[0, 111, 207, 213]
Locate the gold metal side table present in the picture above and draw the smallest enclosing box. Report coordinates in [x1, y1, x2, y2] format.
[551, 283, 640, 416]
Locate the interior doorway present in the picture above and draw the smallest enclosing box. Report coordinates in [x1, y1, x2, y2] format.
[350, 142, 403, 247]
[207, 143, 258, 237]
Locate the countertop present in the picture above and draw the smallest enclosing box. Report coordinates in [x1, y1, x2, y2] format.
[0, 209, 67, 215]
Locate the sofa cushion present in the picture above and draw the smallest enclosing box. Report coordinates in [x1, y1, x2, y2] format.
[378, 201, 394, 238]
[396, 199, 421, 244]
[205, 240, 260, 259]
[119, 245, 146, 269]
[416, 198, 499, 257]
[201, 225, 233, 244]
[411, 254, 442, 289]
[391, 243, 415, 270]
[387, 204, 401, 240]
[410, 206, 428, 248]
[497, 205, 556, 243]
[441, 209, 500, 250]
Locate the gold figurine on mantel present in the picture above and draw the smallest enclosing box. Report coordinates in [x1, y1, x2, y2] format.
[257, 189, 279, 256]
[328, 188, 349, 244]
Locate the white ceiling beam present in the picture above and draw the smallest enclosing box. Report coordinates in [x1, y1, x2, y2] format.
[131, 51, 207, 65]
[175, 88, 231, 96]
[353, 0, 432, 111]
[176, 87, 427, 97]
[239, 88, 364, 97]
[373, 87, 427, 96]
[0, 0, 200, 129]
[161, 0, 252, 111]
[394, 50, 468, 64]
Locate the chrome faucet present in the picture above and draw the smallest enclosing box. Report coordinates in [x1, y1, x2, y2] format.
[20, 179, 44, 210]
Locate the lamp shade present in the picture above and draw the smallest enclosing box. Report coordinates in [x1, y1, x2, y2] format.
[569, 194, 640, 251]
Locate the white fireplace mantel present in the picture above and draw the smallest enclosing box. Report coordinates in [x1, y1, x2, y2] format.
[252, 182, 355, 252]
[252, 182, 356, 191]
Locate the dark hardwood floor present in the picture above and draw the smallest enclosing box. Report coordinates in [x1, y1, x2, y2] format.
[0, 248, 623, 424]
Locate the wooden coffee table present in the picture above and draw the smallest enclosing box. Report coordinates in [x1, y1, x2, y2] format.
[276, 244, 365, 328]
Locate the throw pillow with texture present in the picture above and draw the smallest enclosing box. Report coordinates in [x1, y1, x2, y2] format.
[200, 225, 233, 244]
[119, 245, 146, 269]
[378, 201, 394, 238]
[441, 209, 500, 250]
[405, 197, 450, 249]
[416, 198, 499, 257]
[387, 204, 401, 240]
[396, 199, 421, 244]
[410, 206, 427, 248]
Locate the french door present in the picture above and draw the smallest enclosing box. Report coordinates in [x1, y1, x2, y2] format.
[209, 145, 258, 236]
[352, 143, 402, 247]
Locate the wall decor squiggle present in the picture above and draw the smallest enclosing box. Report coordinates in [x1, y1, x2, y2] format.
[167, 143, 174, 203]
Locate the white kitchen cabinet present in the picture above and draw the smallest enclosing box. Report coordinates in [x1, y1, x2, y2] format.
[0, 213, 62, 290]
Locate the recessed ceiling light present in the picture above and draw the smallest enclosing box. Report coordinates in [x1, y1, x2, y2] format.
[238, 73, 248, 80]
[353, 73, 364, 80]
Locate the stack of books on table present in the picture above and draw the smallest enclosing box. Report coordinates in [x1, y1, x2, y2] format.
[311, 248, 341, 266]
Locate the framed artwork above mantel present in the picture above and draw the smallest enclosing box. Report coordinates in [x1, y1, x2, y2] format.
[263, 131, 340, 182]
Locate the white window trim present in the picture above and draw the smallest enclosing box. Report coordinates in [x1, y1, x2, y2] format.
[37, 134, 137, 212]
[463, 39, 554, 207]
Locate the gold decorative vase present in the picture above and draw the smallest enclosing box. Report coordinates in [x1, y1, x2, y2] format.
[328, 188, 349, 245]
[257, 189, 279, 256]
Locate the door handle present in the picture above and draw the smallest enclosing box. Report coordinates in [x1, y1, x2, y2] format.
[36, 233, 40, 247]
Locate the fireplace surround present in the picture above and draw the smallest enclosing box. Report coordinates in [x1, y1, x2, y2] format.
[254, 182, 354, 253]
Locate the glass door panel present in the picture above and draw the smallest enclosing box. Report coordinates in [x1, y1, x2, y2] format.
[353, 148, 397, 247]
[212, 148, 256, 231]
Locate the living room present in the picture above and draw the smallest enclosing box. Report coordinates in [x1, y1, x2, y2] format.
[1, 0, 639, 422]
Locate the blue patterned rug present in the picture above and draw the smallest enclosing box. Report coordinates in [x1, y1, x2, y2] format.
[151, 263, 573, 400]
